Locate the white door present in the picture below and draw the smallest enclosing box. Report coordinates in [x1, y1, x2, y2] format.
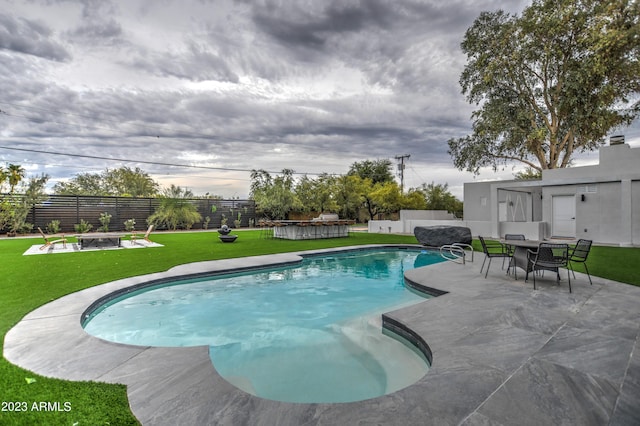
[499, 202, 507, 222]
[552, 195, 576, 238]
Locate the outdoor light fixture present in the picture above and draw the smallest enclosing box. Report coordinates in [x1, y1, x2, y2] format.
[581, 194, 586, 202]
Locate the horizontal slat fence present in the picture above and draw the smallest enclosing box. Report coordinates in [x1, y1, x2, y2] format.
[3, 195, 256, 233]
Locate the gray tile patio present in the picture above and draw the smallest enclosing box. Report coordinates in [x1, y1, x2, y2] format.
[4, 245, 640, 425]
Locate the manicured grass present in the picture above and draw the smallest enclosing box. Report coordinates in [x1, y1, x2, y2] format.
[1, 231, 638, 425]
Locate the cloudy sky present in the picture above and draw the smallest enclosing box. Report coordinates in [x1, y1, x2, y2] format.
[1, 0, 638, 199]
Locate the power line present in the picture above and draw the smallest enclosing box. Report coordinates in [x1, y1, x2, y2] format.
[0, 145, 325, 176]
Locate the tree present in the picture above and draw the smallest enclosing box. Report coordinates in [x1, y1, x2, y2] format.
[53, 172, 108, 196]
[0, 174, 49, 234]
[250, 169, 300, 219]
[103, 167, 159, 197]
[401, 188, 428, 210]
[0, 164, 37, 234]
[419, 182, 463, 218]
[294, 173, 339, 215]
[53, 167, 159, 197]
[369, 181, 404, 218]
[7, 164, 26, 193]
[448, 0, 640, 174]
[514, 168, 542, 180]
[354, 178, 403, 221]
[0, 164, 25, 194]
[294, 175, 316, 215]
[347, 159, 395, 184]
[333, 175, 364, 220]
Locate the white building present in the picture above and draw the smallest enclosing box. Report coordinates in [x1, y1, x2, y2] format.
[463, 140, 640, 247]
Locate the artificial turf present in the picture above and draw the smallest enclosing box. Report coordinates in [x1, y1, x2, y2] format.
[1, 231, 638, 425]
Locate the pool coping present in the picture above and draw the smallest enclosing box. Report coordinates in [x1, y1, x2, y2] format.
[4, 244, 640, 425]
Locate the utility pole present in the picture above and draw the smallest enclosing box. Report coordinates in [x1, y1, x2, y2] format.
[394, 154, 410, 192]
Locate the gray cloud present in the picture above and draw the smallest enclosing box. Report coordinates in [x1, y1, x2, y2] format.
[128, 42, 240, 83]
[0, 0, 637, 199]
[0, 13, 71, 61]
[67, 19, 123, 43]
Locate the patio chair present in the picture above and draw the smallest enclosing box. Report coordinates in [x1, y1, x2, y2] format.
[130, 224, 154, 245]
[525, 243, 571, 292]
[568, 239, 593, 285]
[38, 227, 67, 250]
[478, 236, 511, 278]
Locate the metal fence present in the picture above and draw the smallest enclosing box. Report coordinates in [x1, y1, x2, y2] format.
[14, 195, 256, 233]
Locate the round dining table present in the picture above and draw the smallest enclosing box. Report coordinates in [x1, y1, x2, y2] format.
[500, 239, 542, 280]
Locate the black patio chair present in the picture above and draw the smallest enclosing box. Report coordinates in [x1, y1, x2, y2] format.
[568, 239, 593, 285]
[478, 236, 511, 278]
[504, 234, 525, 276]
[526, 243, 571, 292]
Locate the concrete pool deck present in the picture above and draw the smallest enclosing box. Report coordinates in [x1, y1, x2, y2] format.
[4, 245, 640, 425]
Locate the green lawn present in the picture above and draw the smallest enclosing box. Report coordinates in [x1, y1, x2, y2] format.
[1, 231, 638, 425]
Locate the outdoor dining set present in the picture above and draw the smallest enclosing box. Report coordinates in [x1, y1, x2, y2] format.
[478, 235, 593, 293]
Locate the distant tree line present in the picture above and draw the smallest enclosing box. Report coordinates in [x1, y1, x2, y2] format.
[250, 159, 463, 221]
[52, 167, 161, 197]
[1, 160, 463, 234]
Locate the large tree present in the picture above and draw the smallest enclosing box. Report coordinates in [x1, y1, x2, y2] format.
[418, 182, 463, 218]
[295, 173, 339, 215]
[448, 0, 640, 174]
[53, 167, 159, 197]
[250, 169, 301, 219]
[347, 159, 395, 184]
[334, 174, 364, 220]
[103, 167, 159, 197]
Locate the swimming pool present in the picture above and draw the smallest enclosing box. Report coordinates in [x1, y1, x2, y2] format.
[83, 248, 443, 403]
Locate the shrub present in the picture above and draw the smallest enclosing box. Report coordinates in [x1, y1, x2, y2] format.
[97, 212, 112, 232]
[74, 219, 93, 233]
[123, 218, 136, 232]
[46, 220, 61, 234]
[148, 196, 202, 230]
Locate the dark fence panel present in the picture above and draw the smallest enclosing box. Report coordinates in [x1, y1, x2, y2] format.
[9, 195, 256, 233]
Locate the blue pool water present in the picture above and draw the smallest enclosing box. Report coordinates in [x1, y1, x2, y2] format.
[83, 249, 443, 403]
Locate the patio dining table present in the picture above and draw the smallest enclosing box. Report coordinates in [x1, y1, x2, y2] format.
[500, 239, 542, 280]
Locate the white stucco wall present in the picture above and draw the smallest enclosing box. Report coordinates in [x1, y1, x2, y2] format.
[462, 143, 640, 246]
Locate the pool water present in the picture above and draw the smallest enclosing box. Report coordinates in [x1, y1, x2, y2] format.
[83, 249, 442, 403]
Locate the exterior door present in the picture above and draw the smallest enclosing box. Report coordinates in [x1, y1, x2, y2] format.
[499, 202, 507, 222]
[552, 195, 576, 238]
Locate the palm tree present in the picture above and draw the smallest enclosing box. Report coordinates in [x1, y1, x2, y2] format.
[7, 164, 25, 193]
